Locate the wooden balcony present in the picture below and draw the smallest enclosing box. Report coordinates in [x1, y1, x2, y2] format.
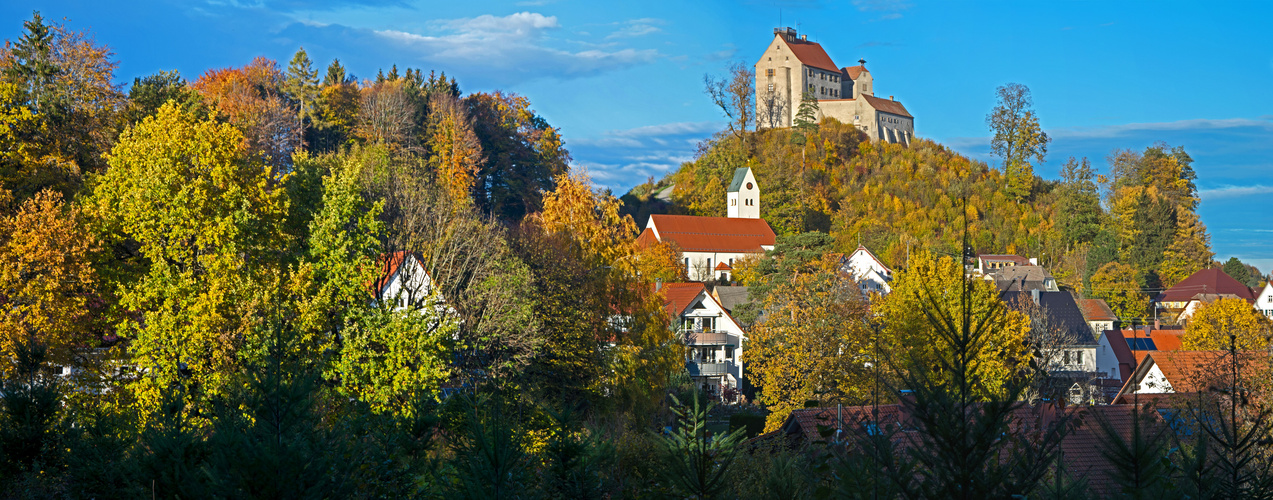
[681, 330, 734, 346]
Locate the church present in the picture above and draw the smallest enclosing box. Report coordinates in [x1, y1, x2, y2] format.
[754, 27, 914, 145]
[637, 167, 776, 281]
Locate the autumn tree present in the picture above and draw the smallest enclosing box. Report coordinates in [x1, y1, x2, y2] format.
[1159, 211, 1214, 288]
[0, 189, 98, 370]
[519, 171, 679, 410]
[704, 62, 754, 144]
[427, 92, 482, 204]
[746, 253, 871, 430]
[1, 13, 122, 200]
[192, 57, 299, 174]
[987, 83, 1048, 200]
[89, 102, 290, 413]
[1182, 297, 1272, 351]
[466, 91, 570, 221]
[1089, 261, 1149, 322]
[876, 251, 1030, 395]
[355, 79, 417, 148]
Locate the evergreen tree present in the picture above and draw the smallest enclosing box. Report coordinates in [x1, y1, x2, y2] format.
[5, 11, 59, 113]
[1057, 157, 1102, 246]
[323, 58, 349, 86]
[793, 91, 819, 135]
[285, 47, 320, 150]
[1223, 257, 1254, 287]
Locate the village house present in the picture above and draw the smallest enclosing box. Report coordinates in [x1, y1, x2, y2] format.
[753, 27, 914, 144]
[1094, 328, 1186, 401]
[1155, 267, 1255, 323]
[838, 245, 893, 295]
[372, 251, 437, 310]
[1003, 290, 1100, 402]
[659, 282, 749, 402]
[1078, 298, 1118, 338]
[975, 254, 1035, 274]
[1111, 349, 1261, 405]
[639, 167, 776, 282]
[1259, 280, 1273, 318]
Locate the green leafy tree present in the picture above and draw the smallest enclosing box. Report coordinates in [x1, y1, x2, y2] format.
[987, 83, 1049, 200]
[123, 70, 203, 125]
[1089, 262, 1149, 322]
[89, 102, 290, 414]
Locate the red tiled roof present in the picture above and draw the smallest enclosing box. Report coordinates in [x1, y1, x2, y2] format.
[1158, 268, 1255, 302]
[370, 251, 415, 296]
[635, 227, 659, 250]
[714, 262, 732, 271]
[648, 214, 776, 253]
[860, 94, 912, 118]
[1079, 299, 1118, 321]
[658, 282, 706, 318]
[777, 403, 1164, 497]
[842, 65, 868, 80]
[781, 37, 839, 72]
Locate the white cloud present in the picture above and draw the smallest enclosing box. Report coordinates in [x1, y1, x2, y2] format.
[569, 121, 724, 191]
[373, 12, 659, 83]
[1199, 185, 1273, 201]
[606, 18, 666, 39]
[1048, 117, 1273, 140]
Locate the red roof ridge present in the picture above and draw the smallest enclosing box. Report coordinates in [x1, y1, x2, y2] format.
[778, 35, 839, 72]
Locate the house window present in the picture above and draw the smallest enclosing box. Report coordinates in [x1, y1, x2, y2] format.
[731, 199, 737, 206]
[684, 257, 690, 272]
[725, 347, 734, 360]
[707, 258, 712, 271]
[766, 68, 775, 77]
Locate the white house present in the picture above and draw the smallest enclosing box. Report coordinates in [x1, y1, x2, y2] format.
[839, 245, 892, 295]
[661, 282, 748, 402]
[372, 251, 441, 311]
[1078, 298, 1118, 339]
[639, 167, 776, 282]
[1255, 281, 1273, 318]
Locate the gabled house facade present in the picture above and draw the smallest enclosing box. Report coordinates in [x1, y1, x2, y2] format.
[372, 251, 436, 310]
[660, 282, 748, 402]
[1155, 268, 1255, 323]
[839, 245, 892, 295]
[1078, 299, 1118, 338]
[1259, 281, 1273, 318]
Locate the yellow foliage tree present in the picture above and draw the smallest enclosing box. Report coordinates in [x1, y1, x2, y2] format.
[747, 254, 872, 431]
[1183, 297, 1272, 351]
[1090, 261, 1149, 321]
[427, 92, 482, 205]
[875, 251, 1030, 396]
[89, 102, 290, 413]
[0, 189, 98, 370]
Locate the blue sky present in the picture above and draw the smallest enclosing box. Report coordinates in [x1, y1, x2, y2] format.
[7, 0, 1271, 271]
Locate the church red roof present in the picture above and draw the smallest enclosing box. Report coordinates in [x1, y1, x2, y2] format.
[648, 214, 776, 253]
[1157, 268, 1254, 303]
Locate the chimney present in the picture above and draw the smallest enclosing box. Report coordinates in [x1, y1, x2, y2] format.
[1031, 288, 1040, 305]
[655, 278, 662, 292]
[1029, 257, 1038, 265]
[889, 95, 894, 101]
[800, 34, 807, 41]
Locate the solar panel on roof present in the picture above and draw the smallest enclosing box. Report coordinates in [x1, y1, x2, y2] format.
[1125, 338, 1157, 350]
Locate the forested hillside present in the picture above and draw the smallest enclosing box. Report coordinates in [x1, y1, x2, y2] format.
[624, 113, 1230, 318]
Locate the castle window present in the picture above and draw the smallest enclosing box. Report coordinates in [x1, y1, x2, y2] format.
[768, 83, 774, 92]
[766, 68, 775, 77]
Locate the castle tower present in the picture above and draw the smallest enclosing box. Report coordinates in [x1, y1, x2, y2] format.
[727, 167, 760, 219]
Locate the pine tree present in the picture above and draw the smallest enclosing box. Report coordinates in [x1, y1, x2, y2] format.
[285, 47, 320, 151]
[6, 12, 59, 113]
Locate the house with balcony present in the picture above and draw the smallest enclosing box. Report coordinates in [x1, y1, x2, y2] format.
[659, 282, 749, 402]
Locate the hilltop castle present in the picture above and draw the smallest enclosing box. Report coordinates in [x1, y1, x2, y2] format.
[754, 27, 914, 145]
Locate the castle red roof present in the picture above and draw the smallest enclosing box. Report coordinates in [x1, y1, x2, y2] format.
[647, 214, 776, 253]
[781, 37, 839, 72]
[842, 65, 868, 79]
[1157, 268, 1254, 303]
[861, 94, 912, 118]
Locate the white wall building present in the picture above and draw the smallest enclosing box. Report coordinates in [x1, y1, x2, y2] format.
[1256, 281, 1273, 318]
[639, 167, 776, 282]
[840, 245, 892, 295]
[661, 282, 748, 400]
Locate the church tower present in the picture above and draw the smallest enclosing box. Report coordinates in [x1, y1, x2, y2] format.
[727, 167, 760, 219]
